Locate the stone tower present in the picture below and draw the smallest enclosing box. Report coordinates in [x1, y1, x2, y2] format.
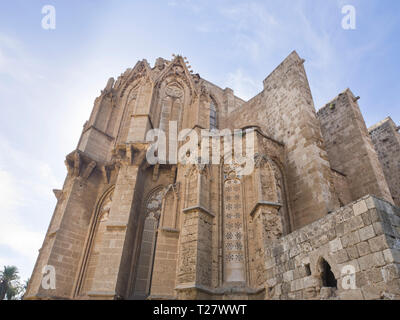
[25, 52, 400, 300]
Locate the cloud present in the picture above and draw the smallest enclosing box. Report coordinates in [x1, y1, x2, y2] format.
[167, 0, 178, 6]
[217, 2, 280, 60]
[0, 33, 42, 83]
[0, 168, 44, 280]
[226, 69, 261, 101]
[166, 0, 202, 12]
[0, 135, 61, 281]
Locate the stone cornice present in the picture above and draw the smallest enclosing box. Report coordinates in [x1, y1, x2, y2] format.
[183, 205, 215, 217]
[82, 125, 115, 141]
[105, 223, 128, 231]
[250, 201, 282, 217]
[65, 150, 98, 179]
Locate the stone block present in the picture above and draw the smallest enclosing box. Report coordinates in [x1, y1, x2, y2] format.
[366, 268, 384, 284]
[339, 288, 364, 300]
[365, 197, 376, 210]
[357, 242, 371, 257]
[359, 225, 375, 242]
[346, 246, 359, 260]
[361, 284, 382, 300]
[353, 201, 368, 216]
[381, 264, 400, 283]
[329, 238, 343, 253]
[341, 231, 360, 248]
[368, 235, 389, 252]
[383, 249, 400, 264]
[283, 270, 294, 282]
[345, 215, 364, 233]
[358, 252, 385, 271]
[333, 249, 349, 264]
[303, 276, 320, 289]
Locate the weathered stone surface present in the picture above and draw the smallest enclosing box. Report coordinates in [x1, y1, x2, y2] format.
[25, 53, 400, 301]
[353, 201, 369, 216]
[358, 252, 386, 271]
[357, 242, 371, 257]
[369, 118, 400, 207]
[359, 225, 376, 242]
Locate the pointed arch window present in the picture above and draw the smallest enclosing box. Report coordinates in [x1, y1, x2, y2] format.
[131, 187, 164, 299]
[320, 259, 337, 288]
[210, 100, 218, 130]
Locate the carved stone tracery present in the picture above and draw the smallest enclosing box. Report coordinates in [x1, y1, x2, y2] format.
[79, 188, 114, 296]
[223, 164, 246, 283]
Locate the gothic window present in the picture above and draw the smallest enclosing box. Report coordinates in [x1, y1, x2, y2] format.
[79, 188, 113, 296]
[119, 89, 137, 143]
[160, 85, 184, 130]
[210, 100, 217, 130]
[131, 187, 164, 299]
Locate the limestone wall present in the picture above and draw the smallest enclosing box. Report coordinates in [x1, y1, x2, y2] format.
[330, 169, 352, 207]
[264, 195, 400, 300]
[317, 89, 393, 205]
[369, 117, 400, 207]
[224, 51, 339, 230]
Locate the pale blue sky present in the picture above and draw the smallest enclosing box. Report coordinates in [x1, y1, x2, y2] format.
[0, 0, 399, 281]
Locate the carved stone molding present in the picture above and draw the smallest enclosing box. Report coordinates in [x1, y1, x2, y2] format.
[112, 143, 149, 167]
[182, 205, 215, 218]
[99, 192, 112, 222]
[82, 161, 97, 179]
[196, 163, 208, 175]
[145, 187, 165, 221]
[53, 189, 64, 202]
[254, 153, 270, 169]
[184, 163, 209, 177]
[152, 164, 160, 182]
[163, 182, 180, 199]
[249, 201, 282, 217]
[120, 60, 149, 98]
[65, 150, 98, 180]
[223, 162, 244, 179]
[155, 56, 198, 104]
[165, 85, 184, 99]
[199, 83, 210, 101]
[101, 163, 114, 184]
[105, 223, 127, 231]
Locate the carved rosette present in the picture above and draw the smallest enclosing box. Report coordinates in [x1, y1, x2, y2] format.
[165, 85, 183, 99]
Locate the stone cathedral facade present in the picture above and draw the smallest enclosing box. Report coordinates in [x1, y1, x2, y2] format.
[26, 51, 400, 300]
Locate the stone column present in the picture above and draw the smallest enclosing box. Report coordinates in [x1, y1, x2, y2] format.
[176, 165, 214, 299]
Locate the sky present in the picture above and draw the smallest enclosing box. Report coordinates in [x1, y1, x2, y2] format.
[0, 0, 399, 282]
